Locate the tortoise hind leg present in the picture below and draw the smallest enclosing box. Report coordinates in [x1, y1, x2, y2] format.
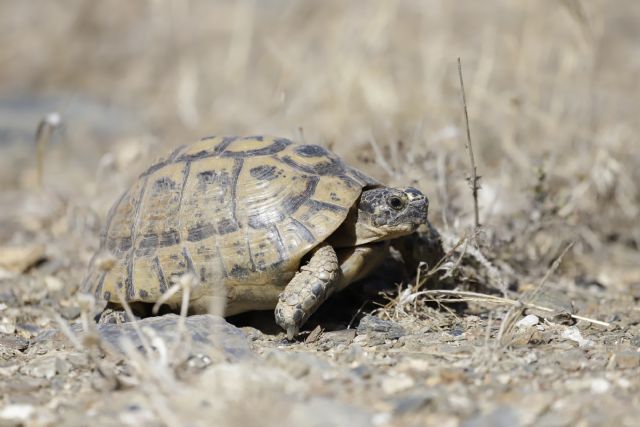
[275, 244, 340, 340]
[96, 302, 149, 324]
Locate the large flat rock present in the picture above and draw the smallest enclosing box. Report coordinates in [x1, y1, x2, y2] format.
[96, 314, 254, 362]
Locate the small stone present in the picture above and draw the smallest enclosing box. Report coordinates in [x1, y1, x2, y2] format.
[372, 412, 392, 426]
[357, 315, 405, 339]
[392, 389, 435, 414]
[4, 375, 47, 394]
[438, 367, 467, 383]
[0, 333, 28, 351]
[54, 357, 72, 375]
[522, 352, 538, 365]
[288, 397, 374, 427]
[264, 350, 330, 378]
[65, 352, 90, 368]
[523, 287, 574, 320]
[0, 404, 34, 423]
[449, 325, 464, 337]
[590, 378, 610, 394]
[0, 319, 16, 334]
[462, 406, 519, 427]
[0, 244, 45, 273]
[238, 326, 264, 341]
[318, 329, 356, 347]
[21, 356, 57, 379]
[304, 325, 323, 344]
[554, 348, 587, 371]
[0, 291, 16, 305]
[59, 305, 81, 320]
[350, 364, 373, 379]
[44, 276, 64, 293]
[509, 329, 536, 347]
[615, 351, 640, 369]
[184, 354, 212, 371]
[403, 358, 430, 372]
[15, 323, 41, 339]
[0, 364, 19, 376]
[561, 326, 593, 348]
[516, 314, 539, 329]
[341, 343, 364, 363]
[381, 373, 415, 394]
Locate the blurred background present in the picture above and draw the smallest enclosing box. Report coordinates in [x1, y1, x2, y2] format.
[0, 0, 638, 287]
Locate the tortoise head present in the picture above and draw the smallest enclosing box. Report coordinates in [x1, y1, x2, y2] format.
[352, 186, 429, 245]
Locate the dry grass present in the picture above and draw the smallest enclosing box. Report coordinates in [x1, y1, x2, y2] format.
[3, 1, 638, 257]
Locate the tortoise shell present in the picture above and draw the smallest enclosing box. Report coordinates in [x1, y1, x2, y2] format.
[83, 136, 378, 313]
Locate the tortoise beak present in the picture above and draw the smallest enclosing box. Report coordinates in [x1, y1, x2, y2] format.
[404, 187, 429, 226]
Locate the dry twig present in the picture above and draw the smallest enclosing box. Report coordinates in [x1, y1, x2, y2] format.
[34, 112, 61, 189]
[457, 58, 481, 229]
[408, 289, 610, 327]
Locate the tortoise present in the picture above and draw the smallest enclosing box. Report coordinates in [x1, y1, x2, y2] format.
[83, 135, 430, 338]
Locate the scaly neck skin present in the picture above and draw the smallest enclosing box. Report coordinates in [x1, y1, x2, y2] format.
[327, 206, 411, 248]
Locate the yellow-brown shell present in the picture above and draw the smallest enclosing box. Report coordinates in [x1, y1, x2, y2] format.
[83, 136, 378, 312]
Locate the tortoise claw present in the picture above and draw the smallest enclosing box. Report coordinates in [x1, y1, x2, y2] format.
[286, 326, 297, 341]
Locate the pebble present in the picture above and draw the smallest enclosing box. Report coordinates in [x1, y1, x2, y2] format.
[0, 244, 45, 273]
[264, 350, 330, 378]
[392, 389, 435, 414]
[287, 397, 374, 427]
[65, 352, 90, 368]
[554, 349, 587, 371]
[197, 362, 307, 396]
[350, 364, 373, 379]
[381, 373, 415, 394]
[0, 404, 34, 423]
[0, 319, 16, 334]
[561, 326, 594, 348]
[509, 329, 536, 347]
[590, 378, 611, 394]
[0, 291, 16, 305]
[15, 323, 41, 339]
[318, 329, 356, 348]
[341, 343, 364, 363]
[3, 375, 47, 394]
[615, 351, 640, 369]
[515, 314, 539, 329]
[449, 325, 464, 337]
[20, 356, 58, 379]
[0, 334, 28, 351]
[357, 315, 405, 340]
[44, 276, 64, 293]
[59, 305, 81, 320]
[461, 406, 519, 427]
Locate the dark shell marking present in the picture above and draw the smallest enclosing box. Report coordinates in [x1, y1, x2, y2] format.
[83, 136, 379, 310]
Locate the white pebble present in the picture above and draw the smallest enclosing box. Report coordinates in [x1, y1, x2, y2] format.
[0, 404, 34, 421]
[516, 314, 539, 328]
[561, 326, 594, 348]
[590, 378, 610, 394]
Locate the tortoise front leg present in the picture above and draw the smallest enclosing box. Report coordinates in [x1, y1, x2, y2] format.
[275, 244, 339, 340]
[275, 242, 388, 339]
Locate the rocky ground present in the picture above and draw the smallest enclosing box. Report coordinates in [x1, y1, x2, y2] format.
[0, 185, 639, 427]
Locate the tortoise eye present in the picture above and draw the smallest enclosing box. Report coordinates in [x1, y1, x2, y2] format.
[387, 196, 405, 210]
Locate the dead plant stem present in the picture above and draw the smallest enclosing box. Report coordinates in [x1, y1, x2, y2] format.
[457, 58, 481, 229]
